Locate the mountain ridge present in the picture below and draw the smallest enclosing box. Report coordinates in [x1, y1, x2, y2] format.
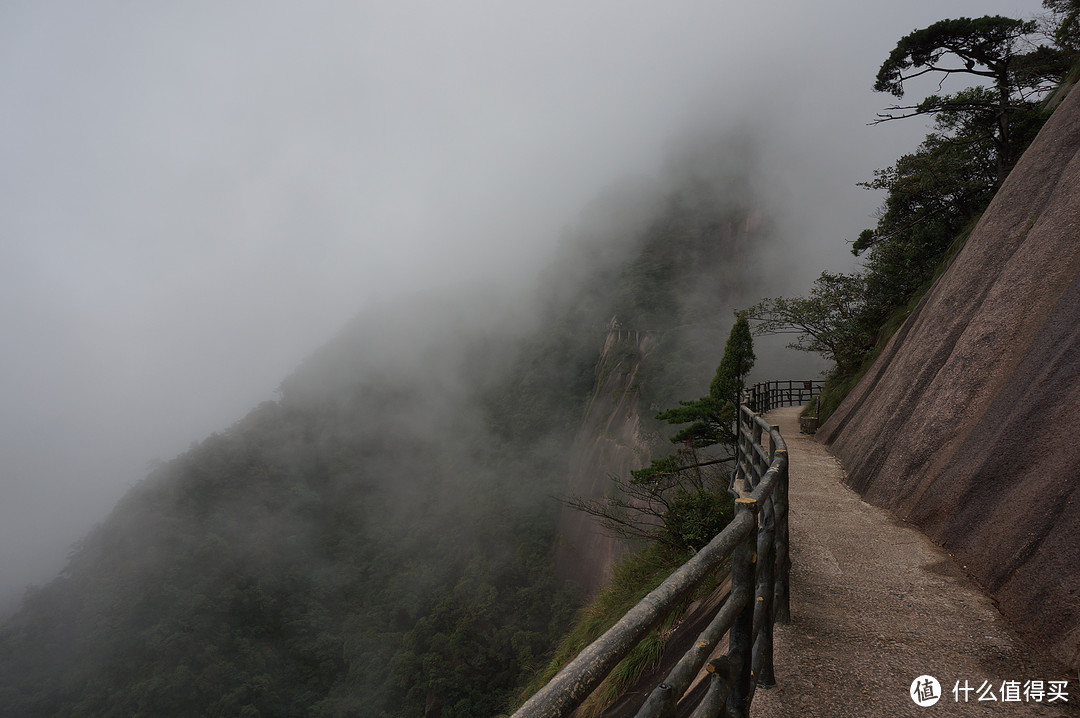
[0, 153, 774, 716]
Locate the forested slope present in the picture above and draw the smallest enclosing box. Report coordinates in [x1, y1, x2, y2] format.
[0, 154, 769, 717]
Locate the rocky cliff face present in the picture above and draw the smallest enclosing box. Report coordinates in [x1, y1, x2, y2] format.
[556, 329, 664, 597]
[819, 82, 1080, 670]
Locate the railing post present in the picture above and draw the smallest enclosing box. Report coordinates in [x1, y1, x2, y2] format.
[773, 450, 791, 624]
[737, 407, 756, 494]
[727, 498, 758, 718]
[751, 420, 764, 487]
[753, 495, 776, 692]
[690, 656, 738, 718]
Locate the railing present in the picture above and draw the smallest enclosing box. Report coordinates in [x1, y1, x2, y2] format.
[744, 380, 823, 414]
[513, 404, 789, 718]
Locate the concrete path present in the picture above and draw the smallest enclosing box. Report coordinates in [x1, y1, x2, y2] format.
[750, 406, 1077, 717]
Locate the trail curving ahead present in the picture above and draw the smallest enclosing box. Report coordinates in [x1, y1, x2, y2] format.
[750, 406, 1077, 717]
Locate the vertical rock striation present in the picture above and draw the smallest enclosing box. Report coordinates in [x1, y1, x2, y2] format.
[556, 329, 663, 597]
[819, 83, 1080, 670]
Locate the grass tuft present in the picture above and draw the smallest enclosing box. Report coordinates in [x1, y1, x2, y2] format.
[513, 540, 727, 714]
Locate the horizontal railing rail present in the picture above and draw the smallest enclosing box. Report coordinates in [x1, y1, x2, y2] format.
[744, 380, 823, 414]
[513, 402, 789, 718]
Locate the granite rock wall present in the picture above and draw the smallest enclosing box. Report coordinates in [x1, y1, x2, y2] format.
[819, 82, 1080, 670]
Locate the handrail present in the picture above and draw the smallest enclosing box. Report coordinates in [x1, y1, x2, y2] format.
[744, 380, 823, 414]
[513, 403, 789, 718]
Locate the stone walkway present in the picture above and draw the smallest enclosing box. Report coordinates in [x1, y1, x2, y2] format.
[750, 406, 1078, 717]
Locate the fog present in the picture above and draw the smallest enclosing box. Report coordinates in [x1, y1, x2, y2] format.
[0, 0, 1046, 612]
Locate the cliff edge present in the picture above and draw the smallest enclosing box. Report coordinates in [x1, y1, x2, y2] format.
[818, 82, 1080, 670]
[556, 329, 662, 597]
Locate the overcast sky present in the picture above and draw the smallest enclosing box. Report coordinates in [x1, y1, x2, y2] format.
[0, 0, 1045, 610]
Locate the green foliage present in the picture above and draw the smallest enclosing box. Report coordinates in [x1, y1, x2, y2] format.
[746, 273, 872, 376]
[1045, 0, 1080, 54]
[709, 312, 755, 406]
[849, 82, 1045, 342]
[651, 397, 731, 458]
[874, 16, 1035, 97]
[872, 15, 1064, 185]
[852, 11, 1067, 353]
[809, 214, 981, 426]
[861, 89, 999, 237]
[0, 156, 767, 718]
[587, 315, 753, 549]
[756, 9, 1076, 421]
[663, 490, 734, 551]
[563, 305, 759, 553]
[0, 338, 584, 717]
[584, 626, 669, 717]
[645, 313, 755, 461]
[857, 83, 1046, 306]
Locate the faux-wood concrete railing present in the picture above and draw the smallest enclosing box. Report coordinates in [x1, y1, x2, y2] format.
[512, 404, 789, 718]
[744, 380, 823, 414]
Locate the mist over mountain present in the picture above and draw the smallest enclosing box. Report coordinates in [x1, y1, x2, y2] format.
[0, 137, 801, 716]
[3, 0, 1042, 615]
[3, 2, 1061, 714]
